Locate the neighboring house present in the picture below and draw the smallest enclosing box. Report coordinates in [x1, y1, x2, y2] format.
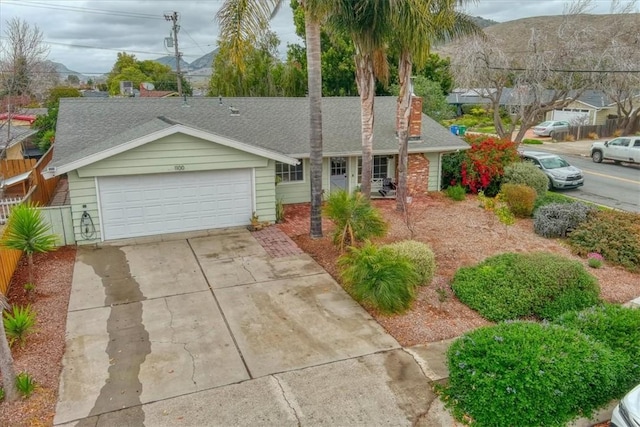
[45, 96, 469, 244]
[139, 83, 179, 98]
[543, 90, 640, 125]
[0, 124, 37, 160]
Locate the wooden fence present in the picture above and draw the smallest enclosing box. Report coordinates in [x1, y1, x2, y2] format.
[555, 119, 618, 141]
[1, 158, 36, 179]
[0, 147, 60, 295]
[0, 226, 22, 295]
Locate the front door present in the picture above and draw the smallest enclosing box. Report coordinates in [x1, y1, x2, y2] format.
[330, 157, 348, 192]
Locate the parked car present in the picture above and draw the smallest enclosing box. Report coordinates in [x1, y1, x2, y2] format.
[591, 137, 640, 165]
[611, 383, 640, 427]
[519, 151, 584, 190]
[532, 120, 570, 137]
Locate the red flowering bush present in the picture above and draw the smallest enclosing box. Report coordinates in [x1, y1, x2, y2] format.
[460, 135, 519, 195]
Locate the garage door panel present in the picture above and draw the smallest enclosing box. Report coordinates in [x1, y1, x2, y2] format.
[99, 170, 253, 240]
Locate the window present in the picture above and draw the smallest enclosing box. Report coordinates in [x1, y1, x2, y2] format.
[275, 160, 303, 182]
[357, 156, 389, 183]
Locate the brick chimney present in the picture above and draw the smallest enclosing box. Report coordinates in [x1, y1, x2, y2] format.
[396, 95, 423, 140]
[409, 96, 422, 139]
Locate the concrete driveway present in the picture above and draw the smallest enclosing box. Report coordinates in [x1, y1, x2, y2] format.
[54, 228, 448, 426]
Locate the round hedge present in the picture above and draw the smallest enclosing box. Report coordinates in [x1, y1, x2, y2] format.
[451, 252, 600, 321]
[502, 161, 549, 197]
[384, 240, 436, 286]
[445, 322, 623, 427]
[555, 304, 640, 394]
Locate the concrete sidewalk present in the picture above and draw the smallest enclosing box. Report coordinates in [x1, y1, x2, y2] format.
[54, 229, 454, 426]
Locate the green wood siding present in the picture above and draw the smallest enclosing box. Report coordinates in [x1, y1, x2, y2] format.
[427, 153, 441, 192]
[39, 206, 75, 246]
[275, 158, 312, 204]
[77, 133, 268, 178]
[255, 162, 277, 221]
[68, 171, 101, 245]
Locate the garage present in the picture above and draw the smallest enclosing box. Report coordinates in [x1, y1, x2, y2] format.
[98, 169, 253, 240]
[551, 109, 591, 124]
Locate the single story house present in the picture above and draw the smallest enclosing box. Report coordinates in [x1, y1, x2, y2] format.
[45, 96, 468, 244]
[0, 126, 37, 160]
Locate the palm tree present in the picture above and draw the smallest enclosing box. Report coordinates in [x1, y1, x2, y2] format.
[393, 0, 482, 211]
[2, 203, 57, 288]
[329, 0, 394, 198]
[217, 0, 326, 238]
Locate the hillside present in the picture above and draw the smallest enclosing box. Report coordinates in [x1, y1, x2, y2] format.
[436, 13, 640, 60]
[189, 49, 218, 71]
[48, 61, 88, 82]
[153, 55, 191, 71]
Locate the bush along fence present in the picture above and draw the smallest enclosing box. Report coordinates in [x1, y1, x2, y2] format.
[554, 119, 618, 141]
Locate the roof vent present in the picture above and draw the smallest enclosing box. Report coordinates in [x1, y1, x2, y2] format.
[229, 106, 239, 116]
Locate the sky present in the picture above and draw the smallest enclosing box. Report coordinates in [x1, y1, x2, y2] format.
[0, 0, 635, 76]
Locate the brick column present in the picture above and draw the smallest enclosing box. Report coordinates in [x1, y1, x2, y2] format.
[407, 153, 429, 196]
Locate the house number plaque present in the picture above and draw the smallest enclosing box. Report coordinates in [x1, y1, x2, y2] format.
[174, 165, 185, 171]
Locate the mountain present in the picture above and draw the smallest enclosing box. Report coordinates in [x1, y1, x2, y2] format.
[189, 49, 218, 71]
[471, 16, 499, 28]
[436, 13, 640, 60]
[153, 55, 191, 72]
[48, 61, 89, 82]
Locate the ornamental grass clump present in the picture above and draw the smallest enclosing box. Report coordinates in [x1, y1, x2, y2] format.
[443, 322, 622, 427]
[451, 252, 600, 321]
[587, 252, 604, 268]
[338, 242, 420, 314]
[323, 190, 388, 252]
[499, 183, 537, 218]
[3, 305, 37, 347]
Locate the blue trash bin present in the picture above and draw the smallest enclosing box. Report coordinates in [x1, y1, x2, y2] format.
[450, 125, 459, 135]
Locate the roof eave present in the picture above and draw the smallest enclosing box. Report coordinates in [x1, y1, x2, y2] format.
[52, 124, 298, 176]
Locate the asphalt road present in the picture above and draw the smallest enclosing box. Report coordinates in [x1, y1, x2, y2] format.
[533, 145, 640, 212]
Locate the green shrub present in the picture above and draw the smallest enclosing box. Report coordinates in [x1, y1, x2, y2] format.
[15, 371, 36, 398]
[451, 252, 600, 321]
[0, 386, 4, 401]
[569, 210, 640, 272]
[533, 202, 594, 238]
[444, 184, 466, 201]
[384, 240, 436, 286]
[323, 190, 388, 251]
[338, 242, 420, 314]
[461, 134, 519, 195]
[533, 191, 575, 211]
[3, 305, 37, 347]
[502, 161, 548, 197]
[499, 183, 537, 217]
[555, 304, 640, 394]
[521, 138, 543, 145]
[444, 322, 622, 427]
[441, 150, 465, 188]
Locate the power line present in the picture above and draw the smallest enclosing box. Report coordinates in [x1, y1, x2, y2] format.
[1, 1, 164, 20]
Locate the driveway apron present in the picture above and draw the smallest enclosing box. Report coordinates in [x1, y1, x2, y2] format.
[54, 229, 438, 426]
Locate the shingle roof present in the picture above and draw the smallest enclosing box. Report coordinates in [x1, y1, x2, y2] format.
[0, 127, 37, 148]
[52, 96, 468, 169]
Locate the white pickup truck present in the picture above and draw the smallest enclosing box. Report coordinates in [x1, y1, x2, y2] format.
[591, 137, 640, 164]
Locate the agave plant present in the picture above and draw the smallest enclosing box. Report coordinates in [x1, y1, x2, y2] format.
[323, 190, 388, 251]
[1, 203, 58, 288]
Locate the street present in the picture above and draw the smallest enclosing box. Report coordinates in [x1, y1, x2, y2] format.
[533, 145, 640, 212]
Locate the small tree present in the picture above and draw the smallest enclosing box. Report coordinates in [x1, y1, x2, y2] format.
[1, 203, 57, 290]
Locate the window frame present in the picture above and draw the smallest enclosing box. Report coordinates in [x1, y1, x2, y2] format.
[357, 155, 390, 183]
[275, 160, 304, 183]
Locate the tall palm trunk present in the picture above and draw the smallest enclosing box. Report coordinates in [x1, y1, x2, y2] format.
[355, 52, 376, 198]
[396, 50, 412, 211]
[304, 7, 324, 238]
[0, 295, 17, 401]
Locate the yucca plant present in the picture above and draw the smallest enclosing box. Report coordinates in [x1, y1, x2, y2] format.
[15, 371, 36, 398]
[3, 305, 37, 347]
[338, 242, 420, 314]
[1, 203, 58, 289]
[323, 190, 388, 251]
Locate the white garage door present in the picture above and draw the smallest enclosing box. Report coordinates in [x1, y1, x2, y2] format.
[98, 169, 253, 240]
[551, 109, 590, 124]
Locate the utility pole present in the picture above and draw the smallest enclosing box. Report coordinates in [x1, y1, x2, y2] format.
[164, 11, 183, 96]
